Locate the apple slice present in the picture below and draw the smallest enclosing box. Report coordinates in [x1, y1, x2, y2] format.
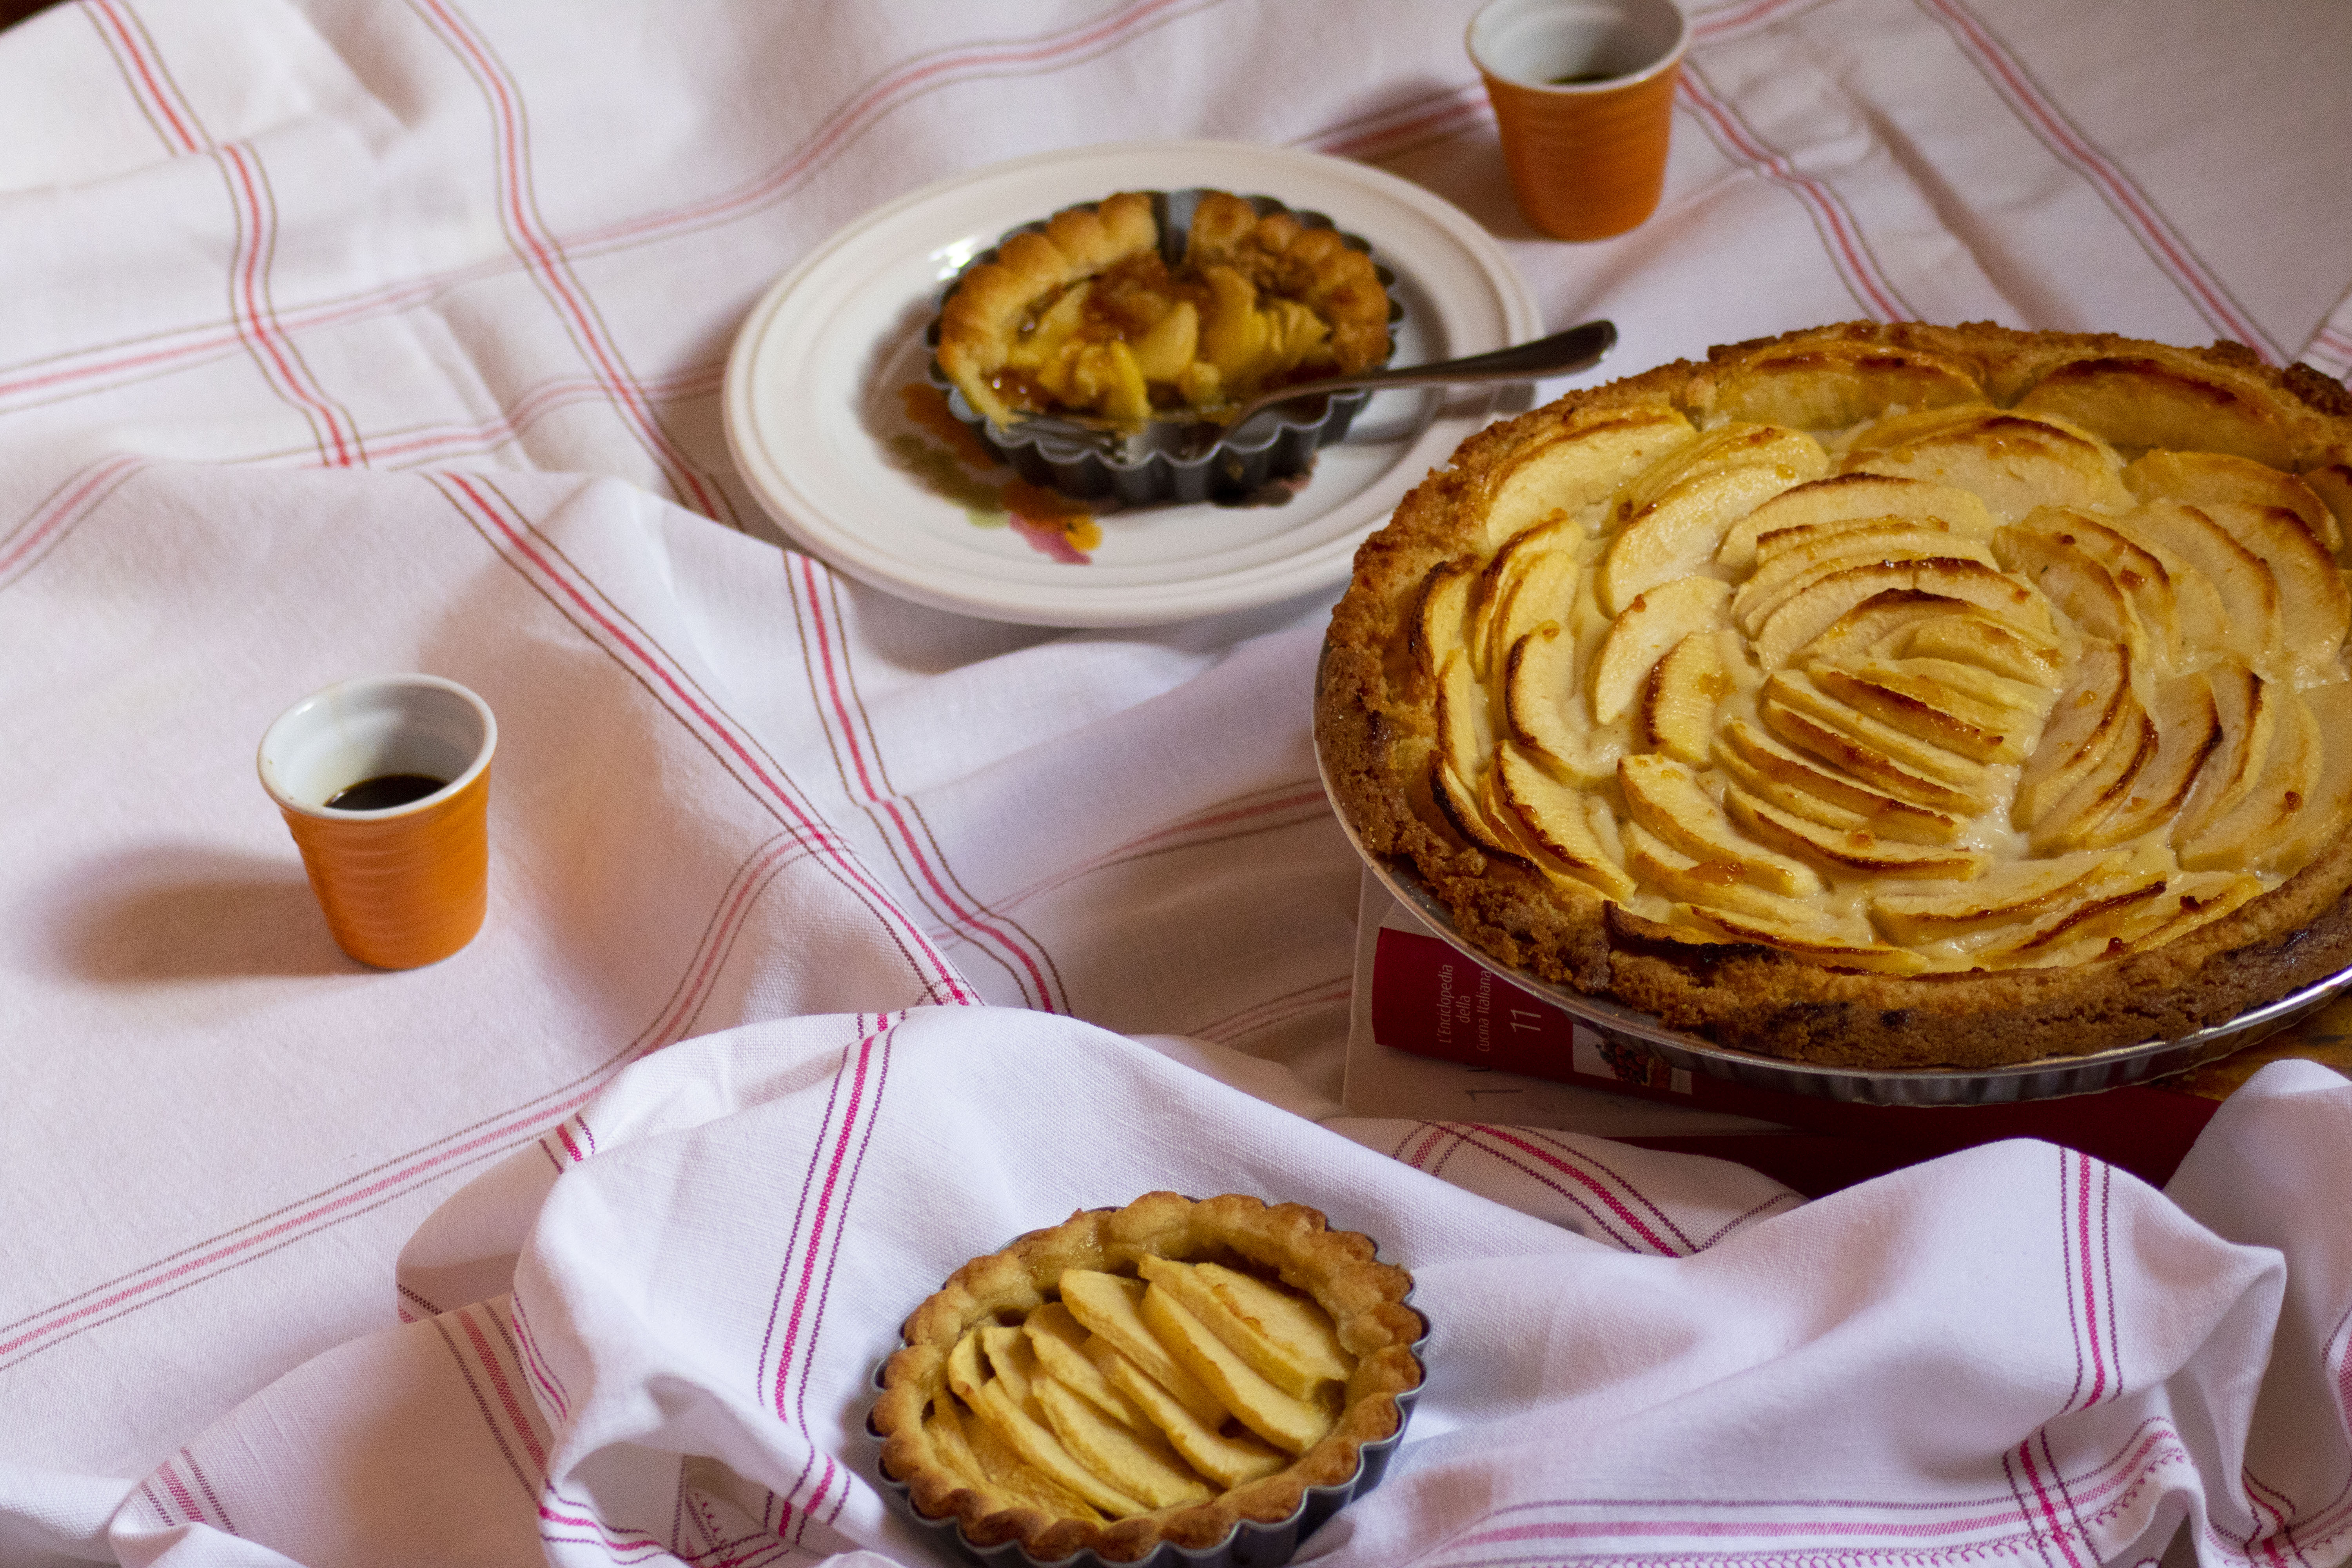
[1485, 544, 1586, 685]
[2125, 448, 2341, 554]
[1719, 473, 2000, 573]
[1711, 339, 1986, 432]
[2175, 662, 2274, 843]
[1481, 407, 1697, 550]
[2180, 682, 2322, 872]
[2258, 680, 2352, 873]
[2072, 670, 2223, 848]
[1734, 529, 1991, 634]
[1618, 752, 1821, 896]
[1809, 662, 2030, 763]
[2303, 454, 2352, 557]
[1060, 1270, 1228, 1428]
[1722, 783, 1984, 878]
[2014, 506, 2185, 664]
[1752, 559, 2052, 671]
[1495, 740, 1639, 901]
[1622, 819, 1820, 919]
[2025, 707, 2158, 855]
[1616, 422, 1828, 522]
[1138, 1285, 1332, 1456]
[1893, 614, 2064, 686]
[1591, 576, 1732, 723]
[1869, 850, 2124, 945]
[1671, 902, 1929, 973]
[2013, 643, 2132, 827]
[1597, 463, 1805, 613]
[1470, 512, 1573, 679]
[2016, 355, 2303, 472]
[1984, 877, 2174, 966]
[1505, 624, 1612, 783]
[1716, 717, 1962, 843]
[2197, 499, 2350, 674]
[1432, 754, 1530, 864]
[1033, 1378, 1212, 1509]
[1135, 1256, 1347, 1400]
[948, 1390, 1108, 1521]
[1192, 1262, 1354, 1392]
[2117, 871, 2266, 955]
[2110, 500, 2279, 670]
[1411, 557, 1477, 683]
[1843, 406, 2132, 520]
[1793, 589, 1973, 667]
[1763, 670, 1992, 790]
[1643, 630, 1731, 765]
[1434, 648, 1497, 782]
[1992, 524, 2141, 653]
[1089, 1340, 1287, 1489]
[1759, 697, 1986, 813]
[1755, 513, 1949, 570]
[976, 1378, 1151, 1517]
[1026, 1303, 1154, 1431]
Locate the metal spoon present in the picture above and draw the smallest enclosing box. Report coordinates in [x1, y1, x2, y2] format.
[1005, 318, 1619, 462]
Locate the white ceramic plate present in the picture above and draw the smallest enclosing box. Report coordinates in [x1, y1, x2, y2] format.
[723, 140, 1542, 627]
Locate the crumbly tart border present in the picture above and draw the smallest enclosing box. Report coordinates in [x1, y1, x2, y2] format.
[1316, 321, 2352, 1070]
[871, 1192, 1425, 1565]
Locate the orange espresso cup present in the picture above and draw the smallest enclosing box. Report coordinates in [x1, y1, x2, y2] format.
[1469, 0, 1690, 241]
[258, 675, 497, 970]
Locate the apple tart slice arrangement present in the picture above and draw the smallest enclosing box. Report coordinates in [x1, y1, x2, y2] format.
[1318, 323, 2352, 1068]
[872, 1193, 1425, 1566]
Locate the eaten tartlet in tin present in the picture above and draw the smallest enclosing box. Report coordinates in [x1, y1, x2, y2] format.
[934, 190, 1392, 431]
[870, 1192, 1423, 1564]
[1316, 321, 2352, 1070]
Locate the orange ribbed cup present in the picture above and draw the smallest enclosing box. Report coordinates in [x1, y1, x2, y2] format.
[1469, 0, 1689, 241]
[258, 675, 497, 971]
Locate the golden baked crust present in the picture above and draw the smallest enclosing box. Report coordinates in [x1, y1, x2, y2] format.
[935, 191, 1392, 429]
[871, 1192, 1423, 1563]
[1317, 322, 2352, 1069]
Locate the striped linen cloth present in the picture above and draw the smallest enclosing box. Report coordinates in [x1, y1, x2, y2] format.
[1, 0, 2348, 1564]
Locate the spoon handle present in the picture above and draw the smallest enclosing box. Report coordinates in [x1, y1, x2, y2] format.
[1226, 319, 1618, 428]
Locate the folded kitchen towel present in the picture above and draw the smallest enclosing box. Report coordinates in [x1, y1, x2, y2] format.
[76, 1009, 2352, 1568]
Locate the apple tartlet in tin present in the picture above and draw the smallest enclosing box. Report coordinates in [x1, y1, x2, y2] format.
[1316, 322, 2352, 1069]
[869, 1192, 1424, 1566]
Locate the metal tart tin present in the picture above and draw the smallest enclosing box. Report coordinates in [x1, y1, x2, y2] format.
[1312, 645, 2352, 1107]
[864, 1265, 1427, 1568]
[925, 189, 1404, 508]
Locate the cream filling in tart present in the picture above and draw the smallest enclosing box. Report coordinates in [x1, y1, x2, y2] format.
[1318, 324, 2352, 1068]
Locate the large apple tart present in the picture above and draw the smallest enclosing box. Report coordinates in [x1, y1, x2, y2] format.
[935, 190, 1392, 430]
[1317, 322, 2352, 1068]
[870, 1192, 1423, 1564]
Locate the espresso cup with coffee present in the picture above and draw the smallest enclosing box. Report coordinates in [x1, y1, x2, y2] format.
[1468, 0, 1690, 241]
[257, 674, 497, 970]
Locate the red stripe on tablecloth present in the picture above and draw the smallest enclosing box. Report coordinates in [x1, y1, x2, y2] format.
[2016, 1437, 2087, 1568]
[460, 1307, 548, 1474]
[84, 0, 201, 153]
[766, 1026, 889, 1526]
[1917, 0, 2277, 361]
[1677, 67, 1911, 323]
[2056, 1148, 2089, 1415]
[1190, 974, 1354, 1044]
[1438, 1126, 1655, 1252]
[1517, 1127, 1704, 1251]
[431, 473, 970, 1003]
[2243, 1472, 2308, 1568]
[136, 1479, 174, 1529]
[1307, 84, 1487, 161]
[180, 1448, 238, 1536]
[217, 142, 365, 465]
[572, 0, 1221, 252]
[0, 825, 819, 1367]
[1460, 1124, 1690, 1254]
[989, 783, 1333, 913]
[153, 1459, 206, 1530]
[508, 1292, 570, 1421]
[408, 0, 730, 521]
[1691, 0, 1832, 42]
[2074, 1153, 2109, 1409]
[0, 455, 143, 590]
[352, 363, 723, 468]
[1693, 1187, 1805, 1248]
[434, 1308, 543, 1501]
[789, 555, 1063, 1011]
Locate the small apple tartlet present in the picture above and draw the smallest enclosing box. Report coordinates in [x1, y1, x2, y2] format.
[934, 190, 1392, 432]
[1316, 321, 2352, 1069]
[869, 1192, 1424, 1565]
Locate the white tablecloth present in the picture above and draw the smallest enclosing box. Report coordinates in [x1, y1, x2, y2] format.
[4, 1, 2350, 1564]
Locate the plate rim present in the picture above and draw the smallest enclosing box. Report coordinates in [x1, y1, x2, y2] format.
[722, 138, 1543, 627]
